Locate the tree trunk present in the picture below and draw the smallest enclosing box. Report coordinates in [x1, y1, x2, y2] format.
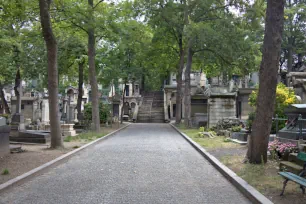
[0, 83, 10, 114]
[39, 0, 63, 149]
[287, 37, 293, 72]
[247, 0, 285, 164]
[120, 83, 126, 124]
[184, 41, 193, 128]
[88, 0, 100, 132]
[77, 61, 84, 121]
[175, 39, 185, 124]
[14, 69, 22, 114]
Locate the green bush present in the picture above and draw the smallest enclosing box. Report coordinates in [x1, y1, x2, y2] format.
[247, 112, 256, 130]
[84, 102, 110, 124]
[248, 83, 297, 133]
[199, 126, 205, 132]
[231, 126, 242, 132]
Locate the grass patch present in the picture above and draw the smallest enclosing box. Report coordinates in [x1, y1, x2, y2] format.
[64, 131, 107, 143]
[178, 127, 238, 150]
[2, 169, 9, 175]
[64, 136, 72, 142]
[220, 155, 301, 196]
[179, 126, 306, 202]
[73, 145, 80, 149]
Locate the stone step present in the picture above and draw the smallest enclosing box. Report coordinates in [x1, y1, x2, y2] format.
[137, 120, 164, 123]
[289, 153, 306, 166]
[280, 161, 303, 175]
[150, 110, 164, 113]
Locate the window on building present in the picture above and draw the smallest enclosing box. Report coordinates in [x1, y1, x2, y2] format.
[21, 104, 25, 110]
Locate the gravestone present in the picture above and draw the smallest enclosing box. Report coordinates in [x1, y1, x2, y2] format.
[0, 117, 10, 157]
[278, 104, 306, 141]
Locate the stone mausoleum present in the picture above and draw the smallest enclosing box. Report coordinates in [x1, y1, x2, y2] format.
[164, 71, 258, 127]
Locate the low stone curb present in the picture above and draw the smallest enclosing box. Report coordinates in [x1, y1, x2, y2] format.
[171, 124, 273, 204]
[0, 124, 130, 194]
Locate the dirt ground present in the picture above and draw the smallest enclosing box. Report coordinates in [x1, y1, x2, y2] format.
[209, 147, 306, 204]
[0, 124, 126, 185]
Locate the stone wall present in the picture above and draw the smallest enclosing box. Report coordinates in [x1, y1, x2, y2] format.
[240, 95, 254, 120]
[209, 96, 236, 127]
[237, 88, 256, 120]
[11, 100, 35, 121]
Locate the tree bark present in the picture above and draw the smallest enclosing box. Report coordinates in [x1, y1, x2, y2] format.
[39, 0, 63, 149]
[88, 0, 100, 132]
[14, 69, 22, 114]
[77, 61, 84, 121]
[184, 41, 193, 128]
[247, 0, 285, 164]
[0, 83, 10, 114]
[175, 37, 185, 124]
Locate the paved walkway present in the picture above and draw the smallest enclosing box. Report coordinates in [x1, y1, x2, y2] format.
[0, 124, 250, 204]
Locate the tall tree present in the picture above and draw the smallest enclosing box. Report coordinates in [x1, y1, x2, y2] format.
[87, 0, 101, 132]
[39, 0, 63, 148]
[247, 0, 285, 164]
[282, 0, 306, 73]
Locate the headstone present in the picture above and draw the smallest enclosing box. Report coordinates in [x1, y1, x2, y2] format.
[0, 117, 10, 157]
[278, 104, 306, 141]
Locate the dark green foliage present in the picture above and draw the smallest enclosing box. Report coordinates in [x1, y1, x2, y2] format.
[247, 112, 256, 130]
[84, 102, 110, 124]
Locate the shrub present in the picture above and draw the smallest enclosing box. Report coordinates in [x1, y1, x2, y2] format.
[277, 143, 298, 154]
[248, 83, 297, 132]
[268, 140, 298, 160]
[246, 112, 256, 130]
[84, 102, 110, 124]
[199, 126, 205, 132]
[231, 126, 242, 132]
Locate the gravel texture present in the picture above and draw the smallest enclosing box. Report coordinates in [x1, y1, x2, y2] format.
[0, 124, 250, 204]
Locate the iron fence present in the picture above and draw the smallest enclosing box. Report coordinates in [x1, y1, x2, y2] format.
[273, 114, 306, 141]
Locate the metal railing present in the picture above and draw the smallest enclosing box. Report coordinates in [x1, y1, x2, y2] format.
[273, 114, 306, 141]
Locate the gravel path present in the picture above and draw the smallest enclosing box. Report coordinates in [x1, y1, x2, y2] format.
[0, 124, 250, 204]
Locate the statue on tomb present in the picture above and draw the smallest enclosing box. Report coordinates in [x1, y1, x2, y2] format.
[194, 84, 211, 97]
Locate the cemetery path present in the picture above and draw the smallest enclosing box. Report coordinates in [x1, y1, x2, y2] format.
[0, 124, 250, 204]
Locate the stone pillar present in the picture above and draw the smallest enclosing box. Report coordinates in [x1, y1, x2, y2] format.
[11, 82, 24, 135]
[170, 100, 173, 119]
[41, 98, 50, 124]
[67, 95, 71, 123]
[164, 91, 169, 122]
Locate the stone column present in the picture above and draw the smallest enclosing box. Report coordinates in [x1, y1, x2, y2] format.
[67, 95, 71, 123]
[11, 80, 24, 134]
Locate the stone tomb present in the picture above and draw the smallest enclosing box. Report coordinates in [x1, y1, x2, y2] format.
[45, 123, 77, 137]
[278, 104, 306, 141]
[0, 117, 10, 157]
